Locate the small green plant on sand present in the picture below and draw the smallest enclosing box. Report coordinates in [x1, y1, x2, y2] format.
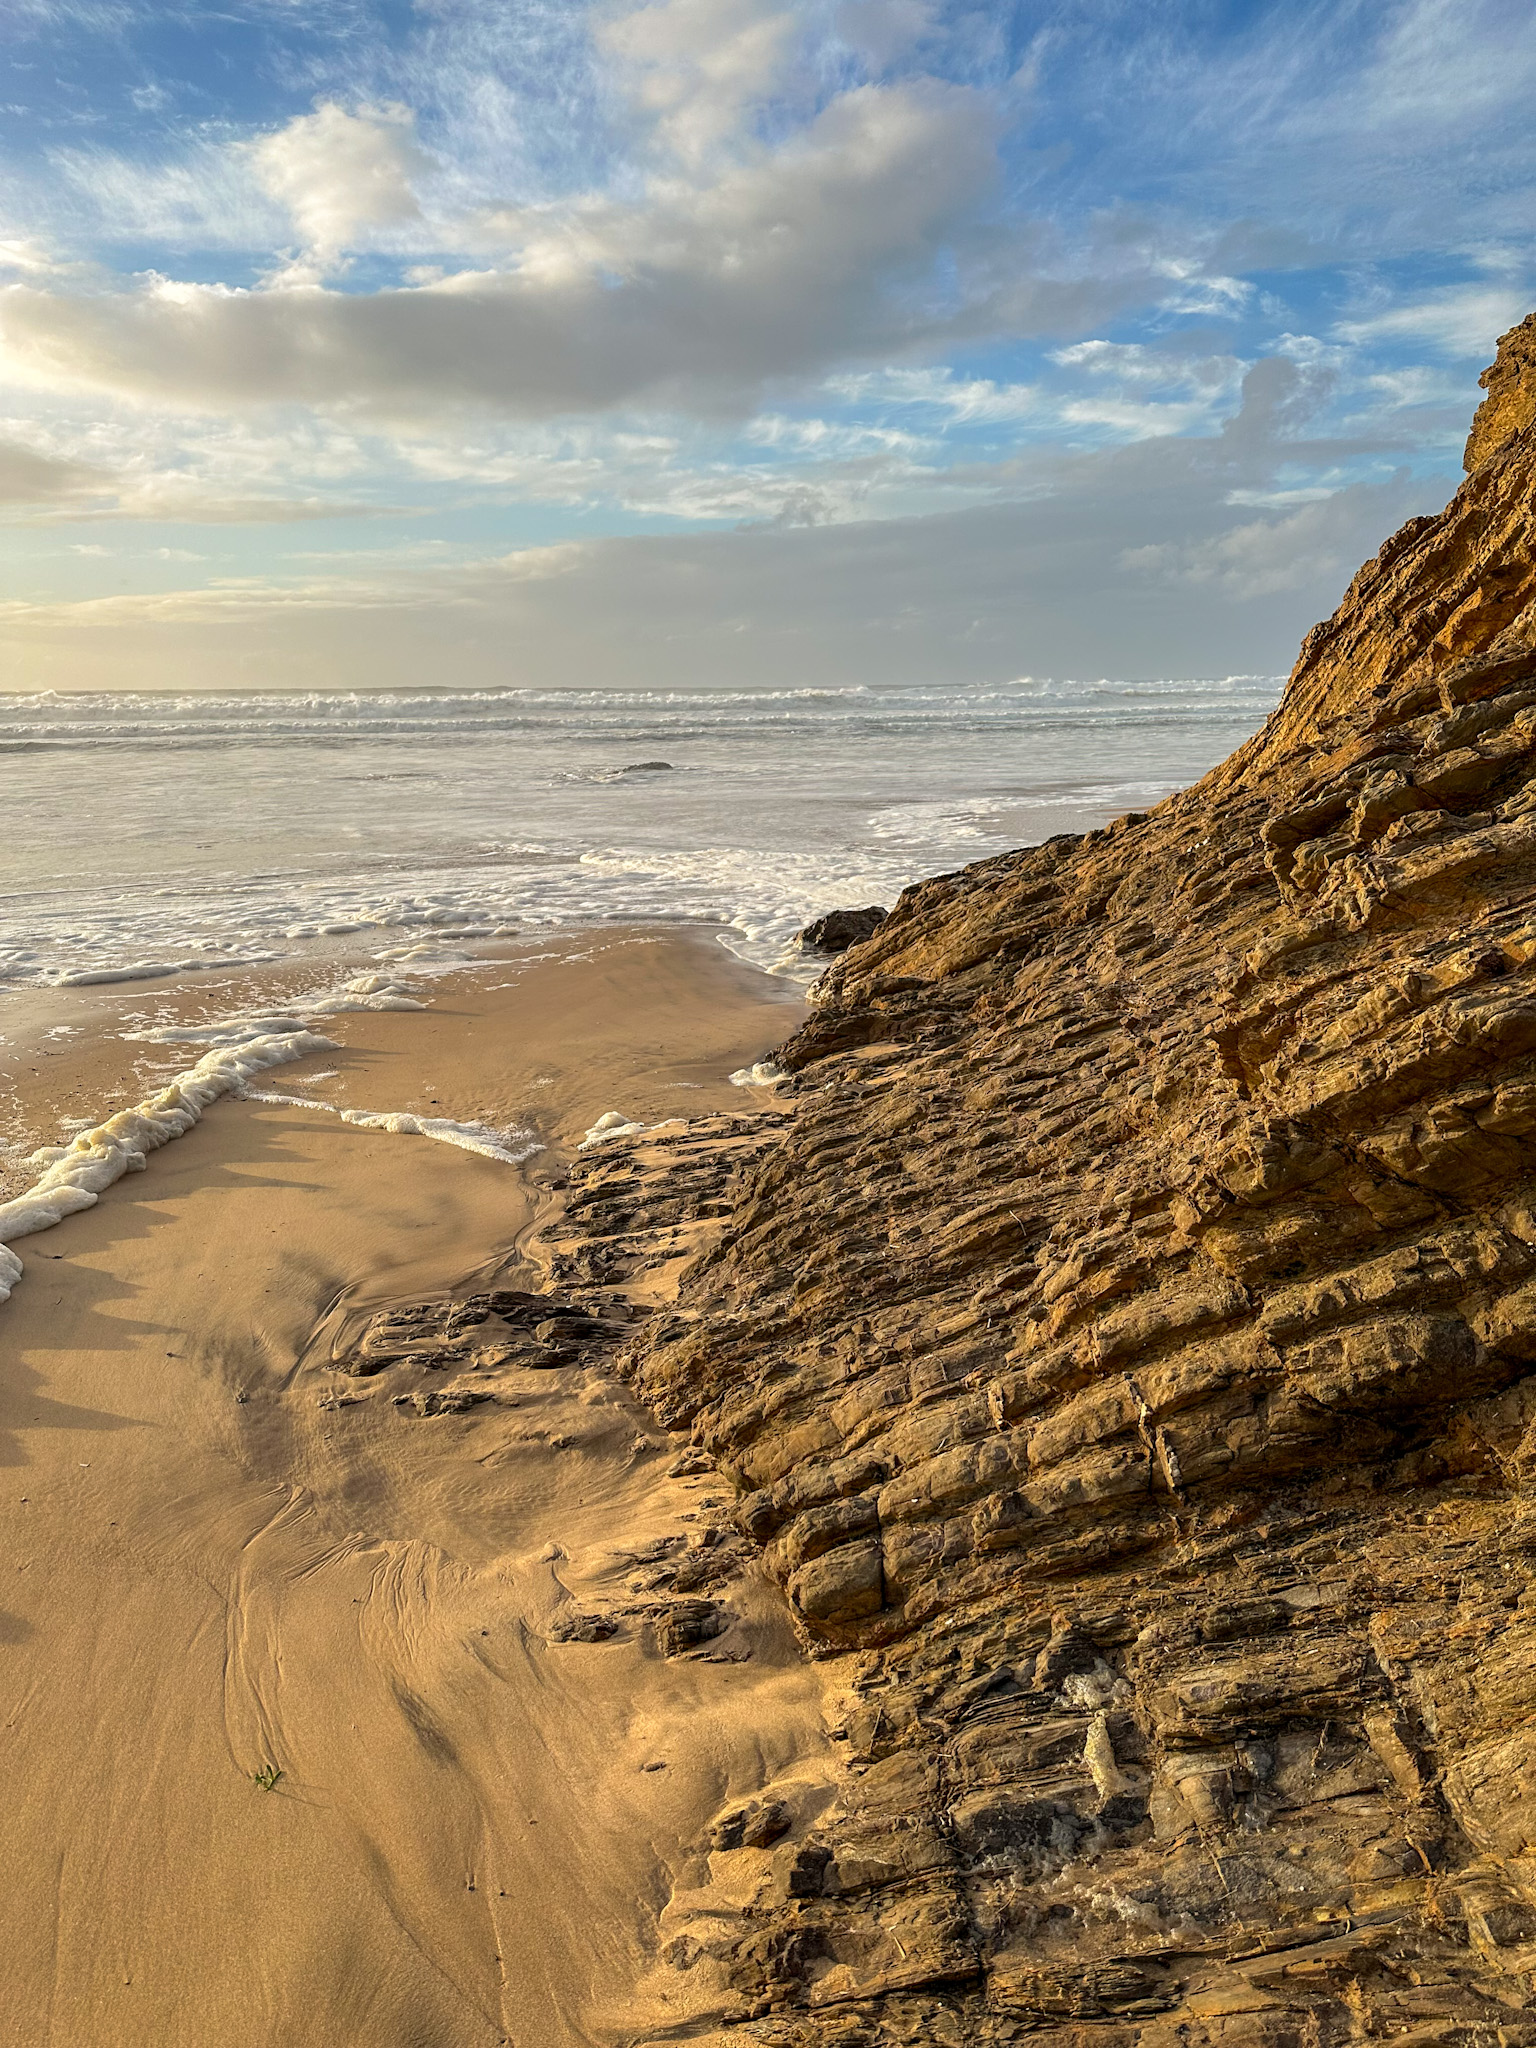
[253, 1763, 283, 1791]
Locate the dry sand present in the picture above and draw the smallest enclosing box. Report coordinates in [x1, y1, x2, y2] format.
[0, 932, 829, 2048]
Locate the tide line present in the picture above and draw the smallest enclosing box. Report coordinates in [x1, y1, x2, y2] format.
[0, 970, 442, 1306]
[0, 1028, 336, 1303]
[243, 1091, 541, 1165]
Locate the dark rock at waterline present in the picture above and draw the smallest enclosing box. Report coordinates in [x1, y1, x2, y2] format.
[624, 760, 675, 773]
[794, 905, 887, 955]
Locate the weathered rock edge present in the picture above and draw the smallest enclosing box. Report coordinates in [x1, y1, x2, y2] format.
[599, 316, 1536, 2044]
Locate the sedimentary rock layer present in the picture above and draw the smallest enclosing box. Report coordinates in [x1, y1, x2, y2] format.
[599, 315, 1536, 2043]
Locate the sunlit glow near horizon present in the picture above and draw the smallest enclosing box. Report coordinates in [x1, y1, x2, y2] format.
[0, 0, 1532, 691]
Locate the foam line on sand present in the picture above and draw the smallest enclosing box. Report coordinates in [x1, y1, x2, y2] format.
[0, 928, 819, 2043]
[0, 1027, 336, 1302]
[0, 971, 448, 1303]
[244, 1091, 541, 1163]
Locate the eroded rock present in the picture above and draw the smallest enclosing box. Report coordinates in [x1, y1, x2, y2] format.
[588, 313, 1536, 2042]
[796, 906, 888, 954]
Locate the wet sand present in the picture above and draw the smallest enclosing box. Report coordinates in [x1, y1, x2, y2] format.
[0, 932, 826, 2047]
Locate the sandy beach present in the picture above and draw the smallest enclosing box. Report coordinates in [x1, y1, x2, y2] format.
[0, 930, 829, 2048]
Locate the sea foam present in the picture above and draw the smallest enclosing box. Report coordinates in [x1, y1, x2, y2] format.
[0, 962, 545, 1304]
[244, 1092, 540, 1164]
[49, 957, 261, 988]
[0, 1027, 336, 1302]
[0, 675, 1283, 989]
[578, 1109, 689, 1150]
[729, 1060, 788, 1087]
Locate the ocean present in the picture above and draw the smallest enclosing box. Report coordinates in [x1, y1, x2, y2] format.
[0, 673, 1281, 990]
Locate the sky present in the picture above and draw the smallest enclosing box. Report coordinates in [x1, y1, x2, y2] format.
[0, 0, 1532, 692]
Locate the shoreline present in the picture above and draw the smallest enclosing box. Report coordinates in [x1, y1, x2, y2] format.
[0, 919, 805, 1205]
[0, 926, 820, 2047]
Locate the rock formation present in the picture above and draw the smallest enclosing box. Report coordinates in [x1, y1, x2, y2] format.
[796, 907, 889, 955]
[591, 316, 1536, 2042]
[1466, 312, 1536, 475]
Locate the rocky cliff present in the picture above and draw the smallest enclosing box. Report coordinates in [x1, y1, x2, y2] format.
[595, 315, 1536, 2044]
[1466, 313, 1536, 476]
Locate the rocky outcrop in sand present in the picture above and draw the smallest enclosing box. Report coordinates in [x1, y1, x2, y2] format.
[590, 318, 1536, 2041]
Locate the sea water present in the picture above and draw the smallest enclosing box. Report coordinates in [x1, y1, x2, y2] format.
[0, 674, 1281, 988]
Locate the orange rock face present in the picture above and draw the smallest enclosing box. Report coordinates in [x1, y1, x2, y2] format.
[606, 312, 1536, 2041]
[1465, 310, 1536, 474]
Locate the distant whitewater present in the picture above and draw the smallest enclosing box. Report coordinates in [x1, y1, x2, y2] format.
[0, 676, 1280, 987]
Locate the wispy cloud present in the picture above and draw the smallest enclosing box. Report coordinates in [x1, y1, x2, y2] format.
[1335, 283, 1533, 356]
[1121, 481, 1415, 599]
[0, 436, 105, 505]
[0, 79, 1008, 415]
[825, 366, 1045, 422]
[0, 0, 1527, 674]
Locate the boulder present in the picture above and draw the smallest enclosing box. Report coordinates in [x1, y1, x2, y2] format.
[794, 906, 887, 954]
[787, 1540, 883, 1624]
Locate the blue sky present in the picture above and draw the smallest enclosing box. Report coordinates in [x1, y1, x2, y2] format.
[0, 0, 1532, 689]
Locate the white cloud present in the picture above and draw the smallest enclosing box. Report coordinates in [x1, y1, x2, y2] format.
[1361, 364, 1468, 409]
[1059, 395, 1224, 441]
[0, 236, 73, 276]
[826, 366, 1043, 422]
[1155, 269, 1253, 320]
[598, 0, 798, 167]
[0, 398, 408, 524]
[1355, 0, 1536, 132]
[247, 102, 430, 268]
[0, 80, 1003, 417]
[746, 411, 925, 452]
[42, 101, 434, 267]
[1119, 481, 1416, 599]
[1336, 284, 1532, 357]
[1050, 340, 1243, 391]
[1046, 342, 1247, 439]
[47, 139, 285, 252]
[1024, 0, 1536, 253]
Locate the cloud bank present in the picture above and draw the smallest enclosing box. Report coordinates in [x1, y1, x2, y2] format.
[0, 0, 1530, 682]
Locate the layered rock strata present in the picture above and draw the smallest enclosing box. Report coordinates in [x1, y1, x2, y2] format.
[590, 319, 1536, 2043]
[1466, 311, 1536, 475]
[346, 326, 1536, 2043]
